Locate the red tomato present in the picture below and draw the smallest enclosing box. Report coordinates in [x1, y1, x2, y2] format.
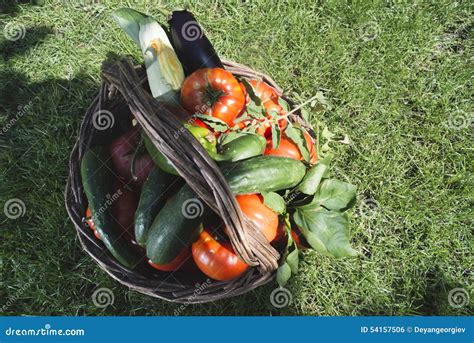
[235, 80, 287, 137]
[190, 118, 208, 129]
[265, 129, 317, 164]
[291, 227, 310, 250]
[111, 182, 139, 240]
[110, 127, 154, 187]
[85, 207, 101, 240]
[180, 68, 246, 126]
[236, 194, 278, 242]
[148, 248, 191, 272]
[271, 221, 289, 251]
[192, 230, 249, 281]
[249, 80, 279, 103]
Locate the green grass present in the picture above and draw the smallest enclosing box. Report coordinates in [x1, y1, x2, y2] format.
[1, 0, 472, 316]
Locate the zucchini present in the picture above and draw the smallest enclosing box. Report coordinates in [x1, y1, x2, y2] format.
[146, 184, 206, 264]
[134, 166, 177, 247]
[215, 134, 266, 162]
[81, 146, 142, 268]
[145, 156, 305, 264]
[222, 156, 306, 194]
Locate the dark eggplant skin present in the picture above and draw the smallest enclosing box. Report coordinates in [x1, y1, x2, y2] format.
[168, 10, 223, 75]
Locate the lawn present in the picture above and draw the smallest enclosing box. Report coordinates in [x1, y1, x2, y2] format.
[1, 0, 472, 316]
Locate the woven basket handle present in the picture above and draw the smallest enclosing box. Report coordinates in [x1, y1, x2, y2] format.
[102, 60, 280, 273]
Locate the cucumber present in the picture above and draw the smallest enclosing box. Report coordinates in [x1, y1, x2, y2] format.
[146, 184, 205, 264]
[81, 146, 143, 268]
[134, 166, 177, 247]
[222, 156, 306, 194]
[215, 134, 266, 162]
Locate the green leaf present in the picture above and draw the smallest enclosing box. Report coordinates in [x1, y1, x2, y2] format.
[286, 248, 299, 274]
[246, 100, 266, 119]
[318, 153, 333, 166]
[322, 126, 335, 140]
[271, 122, 281, 149]
[278, 98, 290, 112]
[294, 206, 358, 258]
[241, 79, 262, 106]
[218, 131, 255, 146]
[111, 8, 148, 46]
[300, 107, 311, 123]
[232, 114, 250, 124]
[276, 262, 292, 287]
[285, 123, 310, 162]
[195, 114, 229, 132]
[297, 162, 329, 195]
[262, 192, 286, 214]
[310, 179, 357, 211]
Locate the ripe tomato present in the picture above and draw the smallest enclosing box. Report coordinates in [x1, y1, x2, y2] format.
[235, 80, 287, 137]
[148, 248, 191, 272]
[265, 129, 317, 164]
[291, 227, 310, 250]
[236, 194, 278, 242]
[180, 68, 245, 126]
[85, 207, 101, 240]
[271, 220, 288, 251]
[110, 127, 154, 187]
[192, 230, 248, 281]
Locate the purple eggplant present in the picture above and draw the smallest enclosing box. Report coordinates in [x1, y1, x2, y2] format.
[168, 9, 223, 75]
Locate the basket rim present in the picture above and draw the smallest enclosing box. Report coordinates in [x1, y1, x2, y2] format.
[65, 59, 312, 303]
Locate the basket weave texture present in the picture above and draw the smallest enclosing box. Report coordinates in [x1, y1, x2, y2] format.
[65, 59, 310, 303]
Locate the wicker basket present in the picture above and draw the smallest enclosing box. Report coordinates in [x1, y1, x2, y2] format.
[65, 59, 312, 303]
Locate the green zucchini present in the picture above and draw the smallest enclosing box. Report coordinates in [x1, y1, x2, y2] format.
[134, 166, 177, 247]
[81, 146, 142, 268]
[215, 134, 266, 162]
[145, 156, 305, 264]
[146, 184, 205, 264]
[222, 156, 306, 194]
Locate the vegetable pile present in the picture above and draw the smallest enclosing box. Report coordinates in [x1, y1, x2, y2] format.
[81, 8, 358, 287]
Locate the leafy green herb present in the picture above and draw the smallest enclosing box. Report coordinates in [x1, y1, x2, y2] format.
[309, 179, 357, 211]
[246, 100, 266, 119]
[294, 206, 358, 258]
[276, 262, 292, 287]
[285, 122, 310, 162]
[262, 192, 286, 214]
[278, 97, 290, 112]
[195, 114, 229, 132]
[271, 122, 281, 149]
[241, 79, 262, 105]
[297, 162, 329, 195]
[286, 248, 299, 274]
